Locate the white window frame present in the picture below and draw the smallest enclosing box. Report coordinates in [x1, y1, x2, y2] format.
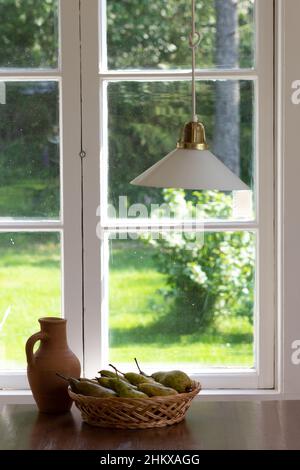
[82, 0, 275, 390]
[0, 0, 83, 390]
[0, 0, 281, 396]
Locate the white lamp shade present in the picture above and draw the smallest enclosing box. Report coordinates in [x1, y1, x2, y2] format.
[131, 148, 249, 191]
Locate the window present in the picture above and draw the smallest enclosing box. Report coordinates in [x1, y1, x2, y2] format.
[85, 0, 275, 389]
[0, 1, 82, 389]
[0, 0, 274, 391]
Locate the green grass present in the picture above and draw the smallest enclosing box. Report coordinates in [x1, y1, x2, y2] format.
[0, 178, 59, 218]
[109, 242, 253, 367]
[0, 238, 253, 370]
[0, 234, 61, 369]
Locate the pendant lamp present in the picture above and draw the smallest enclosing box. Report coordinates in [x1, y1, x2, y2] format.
[131, 0, 248, 191]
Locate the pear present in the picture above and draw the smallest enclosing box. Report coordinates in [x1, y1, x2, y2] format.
[107, 378, 148, 398]
[67, 377, 81, 393]
[97, 376, 137, 390]
[72, 380, 117, 397]
[137, 383, 178, 397]
[96, 377, 113, 389]
[57, 374, 117, 397]
[99, 369, 117, 378]
[99, 370, 130, 383]
[78, 378, 99, 385]
[109, 363, 155, 386]
[122, 372, 155, 386]
[151, 370, 192, 393]
[150, 372, 165, 382]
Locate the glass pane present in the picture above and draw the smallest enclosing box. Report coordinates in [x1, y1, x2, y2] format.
[108, 232, 255, 370]
[0, 232, 61, 370]
[0, 81, 60, 218]
[0, 0, 58, 69]
[106, 0, 255, 70]
[107, 80, 254, 221]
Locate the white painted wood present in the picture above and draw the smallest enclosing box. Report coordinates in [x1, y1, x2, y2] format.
[100, 70, 257, 81]
[0, 0, 83, 389]
[279, 0, 300, 397]
[100, 220, 259, 231]
[275, 0, 283, 396]
[0, 222, 62, 230]
[255, 0, 275, 389]
[80, 0, 102, 377]
[0, 72, 60, 79]
[59, 0, 83, 366]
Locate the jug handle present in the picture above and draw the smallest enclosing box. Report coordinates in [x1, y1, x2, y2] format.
[26, 332, 47, 367]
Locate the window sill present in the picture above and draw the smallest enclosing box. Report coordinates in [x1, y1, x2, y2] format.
[0, 389, 291, 405]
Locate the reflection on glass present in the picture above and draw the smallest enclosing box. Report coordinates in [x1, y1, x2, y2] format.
[108, 233, 255, 369]
[0, 233, 61, 370]
[0, 81, 60, 218]
[0, 0, 58, 69]
[107, 80, 254, 220]
[106, 0, 255, 70]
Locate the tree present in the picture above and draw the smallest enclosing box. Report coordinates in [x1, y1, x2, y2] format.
[213, 0, 240, 175]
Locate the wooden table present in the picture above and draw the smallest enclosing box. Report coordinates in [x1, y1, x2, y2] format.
[1, 400, 300, 450]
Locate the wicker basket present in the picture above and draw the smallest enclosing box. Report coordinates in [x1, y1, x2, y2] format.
[69, 381, 201, 429]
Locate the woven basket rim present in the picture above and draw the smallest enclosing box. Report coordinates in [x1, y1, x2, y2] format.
[68, 380, 201, 403]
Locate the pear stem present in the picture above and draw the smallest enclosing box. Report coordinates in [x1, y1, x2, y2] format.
[109, 363, 124, 378]
[56, 372, 69, 381]
[134, 358, 145, 375]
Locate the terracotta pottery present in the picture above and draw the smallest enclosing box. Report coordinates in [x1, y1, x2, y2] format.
[26, 317, 81, 413]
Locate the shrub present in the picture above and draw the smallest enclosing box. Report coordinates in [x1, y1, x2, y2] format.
[146, 189, 254, 334]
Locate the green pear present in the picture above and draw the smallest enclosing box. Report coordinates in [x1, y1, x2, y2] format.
[67, 377, 81, 393]
[108, 378, 148, 398]
[151, 370, 192, 393]
[150, 371, 166, 383]
[109, 363, 155, 386]
[99, 369, 117, 378]
[99, 369, 130, 383]
[78, 378, 99, 385]
[69, 378, 117, 397]
[137, 382, 178, 397]
[122, 372, 155, 386]
[97, 376, 137, 390]
[96, 377, 113, 389]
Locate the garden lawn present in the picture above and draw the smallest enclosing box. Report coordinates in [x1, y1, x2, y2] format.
[0, 236, 61, 369]
[109, 243, 253, 367]
[0, 240, 253, 370]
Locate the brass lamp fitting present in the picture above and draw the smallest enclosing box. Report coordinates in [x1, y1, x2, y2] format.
[177, 121, 209, 150]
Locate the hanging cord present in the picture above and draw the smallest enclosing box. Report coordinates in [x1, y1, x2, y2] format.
[189, 0, 201, 122]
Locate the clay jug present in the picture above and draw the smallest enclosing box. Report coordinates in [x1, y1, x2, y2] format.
[26, 317, 81, 413]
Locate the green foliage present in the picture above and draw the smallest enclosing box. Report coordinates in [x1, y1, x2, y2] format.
[108, 80, 253, 210]
[0, 82, 59, 217]
[0, 0, 58, 68]
[107, 0, 254, 70]
[107, 0, 255, 207]
[147, 189, 255, 332]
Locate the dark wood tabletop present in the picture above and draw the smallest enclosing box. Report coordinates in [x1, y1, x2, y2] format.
[1, 399, 300, 450]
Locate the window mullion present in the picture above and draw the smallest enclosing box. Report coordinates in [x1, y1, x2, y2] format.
[100, 222, 259, 232]
[0, 71, 61, 79]
[99, 70, 258, 82]
[59, 0, 83, 367]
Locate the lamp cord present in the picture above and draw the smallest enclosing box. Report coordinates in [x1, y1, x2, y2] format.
[189, 0, 201, 122]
